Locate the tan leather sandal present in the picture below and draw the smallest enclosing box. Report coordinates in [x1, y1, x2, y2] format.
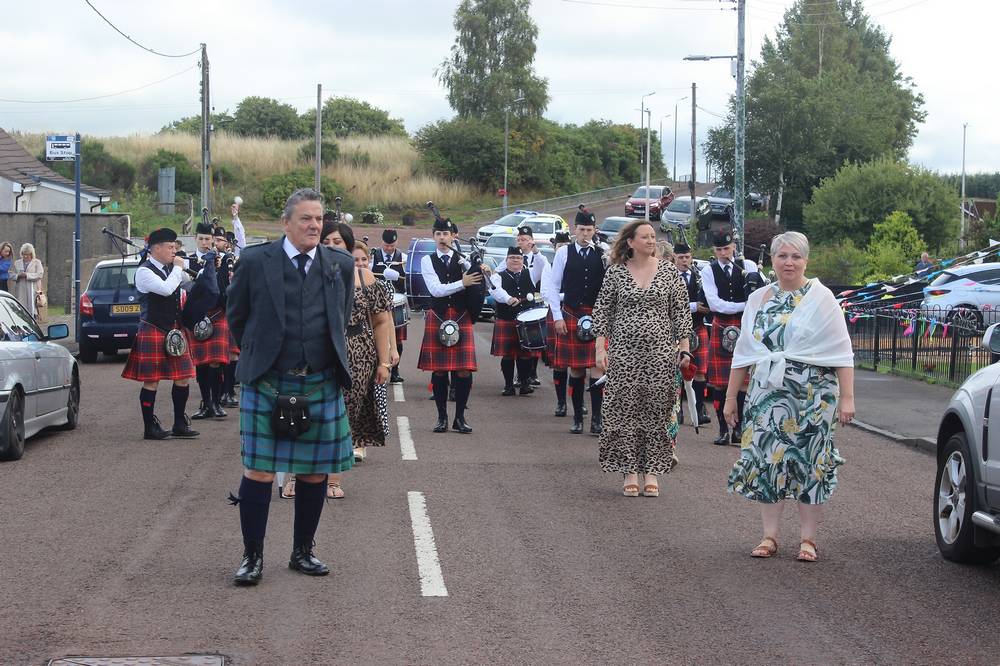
[622, 483, 640, 497]
[797, 539, 818, 562]
[327, 482, 345, 499]
[750, 536, 778, 558]
[642, 484, 659, 497]
[280, 478, 296, 499]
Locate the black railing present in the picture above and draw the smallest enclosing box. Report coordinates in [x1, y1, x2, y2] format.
[846, 305, 1000, 386]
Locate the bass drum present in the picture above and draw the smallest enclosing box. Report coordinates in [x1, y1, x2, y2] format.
[391, 293, 410, 329]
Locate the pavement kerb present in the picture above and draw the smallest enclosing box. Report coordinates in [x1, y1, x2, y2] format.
[850, 419, 937, 455]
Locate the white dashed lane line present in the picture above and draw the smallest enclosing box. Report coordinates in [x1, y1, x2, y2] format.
[407, 491, 448, 597]
[398, 416, 417, 461]
[393, 383, 405, 402]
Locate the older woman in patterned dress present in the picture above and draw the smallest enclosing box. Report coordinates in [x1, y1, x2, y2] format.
[724, 231, 855, 562]
[593, 220, 693, 498]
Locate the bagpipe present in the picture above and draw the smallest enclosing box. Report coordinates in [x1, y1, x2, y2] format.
[181, 208, 222, 332]
[427, 200, 488, 322]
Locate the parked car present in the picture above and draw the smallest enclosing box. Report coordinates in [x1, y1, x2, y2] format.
[933, 322, 1000, 564]
[515, 214, 568, 245]
[659, 196, 711, 233]
[476, 210, 540, 244]
[706, 187, 735, 218]
[625, 185, 673, 221]
[0, 291, 79, 461]
[598, 216, 632, 245]
[748, 191, 767, 211]
[920, 262, 1000, 330]
[79, 257, 143, 363]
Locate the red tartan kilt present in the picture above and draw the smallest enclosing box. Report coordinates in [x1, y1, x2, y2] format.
[490, 319, 541, 359]
[552, 305, 597, 370]
[395, 323, 407, 343]
[121, 323, 195, 382]
[706, 313, 743, 387]
[690, 325, 710, 374]
[417, 307, 477, 372]
[188, 309, 232, 365]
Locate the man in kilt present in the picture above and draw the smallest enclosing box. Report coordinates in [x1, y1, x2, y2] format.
[370, 228, 408, 384]
[515, 226, 548, 387]
[674, 241, 712, 426]
[121, 227, 200, 440]
[542, 208, 607, 435]
[699, 230, 757, 445]
[226, 188, 355, 586]
[488, 247, 541, 396]
[220, 230, 240, 407]
[189, 223, 235, 419]
[418, 217, 484, 434]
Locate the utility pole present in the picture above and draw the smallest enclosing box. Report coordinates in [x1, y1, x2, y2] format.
[690, 83, 697, 229]
[199, 43, 211, 214]
[734, 0, 746, 254]
[315, 83, 323, 192]
[961, 123, 968, 249]
[673, 106, 680, 184]
[645, 108, 652, 223]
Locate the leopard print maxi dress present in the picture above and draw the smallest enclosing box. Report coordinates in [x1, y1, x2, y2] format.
[592, 259, 693, 475]
[345, 274, 392, 448]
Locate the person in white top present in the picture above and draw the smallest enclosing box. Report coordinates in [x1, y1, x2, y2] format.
[487, 247, 542, 396]
[230, 202, 247, 257]
[699, 230, 759, 445]
[370, 228, 409, 384]
[515, 226, 548, 386]
[674, 241, 712, 426]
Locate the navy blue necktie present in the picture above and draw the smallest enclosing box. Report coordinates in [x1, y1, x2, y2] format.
[295, 253, 309, 279]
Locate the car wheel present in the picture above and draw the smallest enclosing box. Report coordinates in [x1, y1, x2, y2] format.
[934, 432, 1000, 564]
[0, 389, 26, 461]
[947, 306, 982, 332]
[58, 370, 80, 431]
[79, 342, 98, 364]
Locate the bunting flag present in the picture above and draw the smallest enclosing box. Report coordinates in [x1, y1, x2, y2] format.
[902, 319, 915, 337]
[942, 323, 950, 338]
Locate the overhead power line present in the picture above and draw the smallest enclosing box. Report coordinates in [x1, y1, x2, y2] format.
[83, 0, 201, 58]
[0, 64, 198, 103]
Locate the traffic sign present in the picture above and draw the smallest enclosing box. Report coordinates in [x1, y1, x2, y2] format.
[45, 135, 76, 161]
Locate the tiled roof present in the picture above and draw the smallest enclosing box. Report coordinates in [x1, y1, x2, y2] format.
[0, 127, 110, 198]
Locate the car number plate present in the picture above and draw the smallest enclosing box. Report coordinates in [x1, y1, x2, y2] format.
[111, 304, 141, 314]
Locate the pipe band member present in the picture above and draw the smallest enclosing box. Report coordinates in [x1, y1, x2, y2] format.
[542, 208, 607, 435]
[418, 217, 483, 434]
[370, 228, 408, 384]
[516, 225, 549, 387]
[226, 188, 355, 586]
[121, 227, 199, 441]
[189, 222, 235, 419]
[674, 241, 712, 426]
[488, 246, 541, 396]
[699, 229, 758, 445]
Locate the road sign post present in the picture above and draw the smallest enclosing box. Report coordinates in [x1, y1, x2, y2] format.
[47, 134, 82, 342]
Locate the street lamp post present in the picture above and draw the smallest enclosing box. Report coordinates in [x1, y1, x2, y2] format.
[673, 96, 688, 183]
[645, 108, 652, 223]
[640, 92, 656, 222]
[503, 96, 526, 215]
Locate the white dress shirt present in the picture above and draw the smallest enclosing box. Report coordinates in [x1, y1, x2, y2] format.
[420, 249, 470, 297]
[282, 237, 317, 274]
[523, 249, 549, 286]
[232, 214, 247, 256]
[135, 257, 184, 296]
[699, 258, 758, 315]
[370, 247, 408, 283]
[488, 270, 530, 305]
[541, 242, 596, 321]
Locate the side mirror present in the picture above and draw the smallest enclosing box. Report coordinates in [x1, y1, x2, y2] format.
[47, 323, 69, 340]
[985, 323, 1000, 355]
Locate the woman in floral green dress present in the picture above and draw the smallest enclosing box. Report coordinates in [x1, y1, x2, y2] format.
[723, 232, 855, 562]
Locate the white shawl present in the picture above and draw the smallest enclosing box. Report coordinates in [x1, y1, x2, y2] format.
[732, 278, 853, 389]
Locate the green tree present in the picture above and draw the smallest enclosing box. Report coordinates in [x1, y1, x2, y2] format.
[260, 168, 341, 217]
[43, 140, 136, 192]
[807, 238, 868, 285]
[159, 111, 234, 135]
[414, 118, 504, 188]
[300, 98, 407, 138]
[139, 149, 200, 194]
[437, 0, 549, 121]
[703, 0, 925, 226]
[233, 96, 306, 139]
[869, 210, 926, 260]
[803, 157, 958, 250]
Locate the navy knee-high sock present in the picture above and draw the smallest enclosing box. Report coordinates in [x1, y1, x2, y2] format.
[553, 369, 567, 405]
[171, 384, 189, 429]
[431, 373, 449, 419]
[500, 359, 515, 388]
[139, 387, 156, 430]
[588, 376, 604, 420]
[569, 375, 585, 420]
[210, 365, 224, 405]
[693, 379, 707, 414]
[453, 374, 473, 420]
[237, 476, 273, 551]
[196, 365, 211, 405]
[293, 476, 327, 548]
[223, 362, 236, 395]
[516, 359, 533, 386]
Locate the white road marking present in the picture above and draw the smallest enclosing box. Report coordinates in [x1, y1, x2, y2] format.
[393, 383, 405, 402]
[398, 416, 417, 461]
[407, 491, 449, 597]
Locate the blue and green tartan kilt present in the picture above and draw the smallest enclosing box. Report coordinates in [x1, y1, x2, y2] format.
[240, 369, 354, 474]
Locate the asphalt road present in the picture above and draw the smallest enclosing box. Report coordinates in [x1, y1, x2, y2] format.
[3, 321, 1000, 665]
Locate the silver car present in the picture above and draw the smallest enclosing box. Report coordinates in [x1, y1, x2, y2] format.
[0, 291, 80, 461]
[659, 196, 710, 232]
[934, 322, 1000, 563]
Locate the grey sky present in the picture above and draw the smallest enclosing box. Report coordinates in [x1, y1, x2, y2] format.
[0, 0, 991, 176]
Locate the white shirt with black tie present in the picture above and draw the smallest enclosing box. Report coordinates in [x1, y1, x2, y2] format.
[699, 258, 758, 315]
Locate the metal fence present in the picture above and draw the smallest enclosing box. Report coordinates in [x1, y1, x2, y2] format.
[475, 179, 676, 217]
[846, 305, 1000, 386]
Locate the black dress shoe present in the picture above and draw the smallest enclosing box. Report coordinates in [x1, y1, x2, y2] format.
[433, 418, 448, 433]
[698, 408, 712, 426]
[143, 417, 172, 440]
[390, 371, 404, 384]
[191, 402, 212, 420]
[288, 543, 329, 576]
[234, 546, 263, 586]
[713, 429, 730, 446]
[590, 417, 603, 436]
[171, 423, 200, 438]
[570, 419, 584, 434]
[502, 386, 516, 396]
[211, 403, 227, 418]
[554, 402, 567, 417]
[731, 424, 743, 445]
[529, 377, 541, 386]
[222, 393, 239, 408]
[519, 384, 534, 395]
[452, 417, 473, 434]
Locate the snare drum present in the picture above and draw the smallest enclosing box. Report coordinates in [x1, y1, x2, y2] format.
[391, 293, 410, 329]
[515, 307, 548, 350]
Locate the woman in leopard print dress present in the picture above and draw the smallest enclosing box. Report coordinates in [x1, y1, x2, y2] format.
[593, 220, 693, 497]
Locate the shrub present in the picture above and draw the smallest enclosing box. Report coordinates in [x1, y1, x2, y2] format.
[869, 210, 926, 261]
[360, 205, 385, 225]
[140, 149, 200, 194]
[807, 239, 868, 286]
[297, 139, 340, 166]
[260, 168, 341, 217]
[344, 150, 371, 168]
[742, 217, 782, 264]
[42, 140, 136, 192]
[233, 96, 307, 140]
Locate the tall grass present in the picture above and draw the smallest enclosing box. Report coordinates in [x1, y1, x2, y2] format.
[11, 131, 481, 212]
